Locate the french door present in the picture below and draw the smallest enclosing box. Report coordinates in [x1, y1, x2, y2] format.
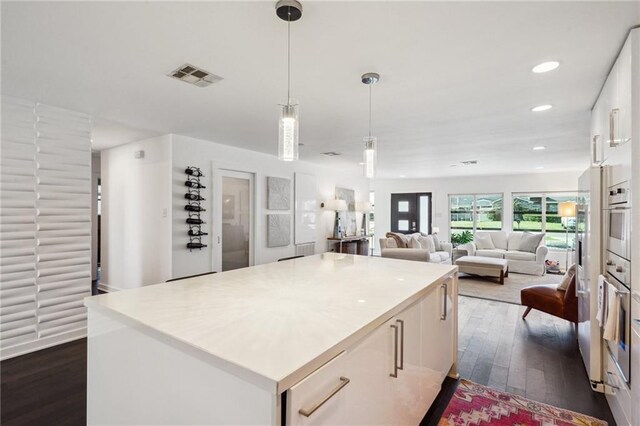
[215, 170, 255, 272]
[390, 193, 432, 234]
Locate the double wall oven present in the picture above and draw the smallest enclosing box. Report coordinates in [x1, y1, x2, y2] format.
[604, 180, 632, 383]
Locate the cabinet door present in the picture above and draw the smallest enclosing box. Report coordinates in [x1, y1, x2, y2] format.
[420, 280, 454, 407]
[392, 300, 426, 424]
[343, 317, 395, 425]
[616, 37, 632, 147]
[590, 97, 606, 165]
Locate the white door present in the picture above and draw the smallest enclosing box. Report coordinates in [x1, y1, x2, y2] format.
[216, 170, 254, 272]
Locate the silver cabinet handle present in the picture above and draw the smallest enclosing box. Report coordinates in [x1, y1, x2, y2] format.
[609, 109, 619, 147]
[396, 319, 404, 371]
[441, 282, 448, 320]
[592, 135, 601, 164]
[616, 266, 624, 273]
[298, 376, 350, 417]
[390, 324, 398, 378]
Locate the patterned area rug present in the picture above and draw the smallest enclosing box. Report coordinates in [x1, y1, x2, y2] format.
[438, 379, 607, 426]
[458, 273, 563, 305]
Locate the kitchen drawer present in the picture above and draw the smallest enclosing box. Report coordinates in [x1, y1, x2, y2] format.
[286, 351, 350, 426]
[605, 350, 632, 426]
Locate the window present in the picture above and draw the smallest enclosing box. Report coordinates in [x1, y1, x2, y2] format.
[449, 193, 503, 236]
[512, 192, 577, 250]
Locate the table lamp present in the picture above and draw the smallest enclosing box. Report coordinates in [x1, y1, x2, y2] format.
[355, 201, 373, 235]
[321, 199, 348, 238]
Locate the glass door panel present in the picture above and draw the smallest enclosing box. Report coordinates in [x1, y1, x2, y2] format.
[220, 173, 253, 271]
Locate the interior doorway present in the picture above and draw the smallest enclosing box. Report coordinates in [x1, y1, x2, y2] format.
[216, 170, 254, 272]
[390, 192, 432, 234]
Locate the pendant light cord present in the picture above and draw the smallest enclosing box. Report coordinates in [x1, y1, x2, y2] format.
[368, 84, 372, 138]
[287, 11, 291, 105]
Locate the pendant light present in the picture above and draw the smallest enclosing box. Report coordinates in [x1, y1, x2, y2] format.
[361, 72, 379, 178]
[276, 0, 302, 161]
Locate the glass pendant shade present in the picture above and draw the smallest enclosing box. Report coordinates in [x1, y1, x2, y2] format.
[278, 102, 299, 161]
[363, 136, 377, 178]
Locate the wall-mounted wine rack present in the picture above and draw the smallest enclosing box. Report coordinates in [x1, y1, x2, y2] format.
[185, 166, 208, 251]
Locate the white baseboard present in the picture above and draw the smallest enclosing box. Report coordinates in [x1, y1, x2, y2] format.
[0, 328, 86, 361]
[97, 282, 123, 293]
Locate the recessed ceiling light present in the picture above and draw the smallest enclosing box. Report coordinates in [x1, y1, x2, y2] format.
[531, 104, 552, 112]
[399, 174, 407, 178]
[532, 146, 546, 151]
[535, 166, 545, 170]
[532, 61, 560, 73]
[358, 162, 364, 165]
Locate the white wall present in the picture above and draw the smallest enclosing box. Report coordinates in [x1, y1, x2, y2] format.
[100, 135, 173, 291]
[372, 170, 582, 255]
[171, 134, 370, 279]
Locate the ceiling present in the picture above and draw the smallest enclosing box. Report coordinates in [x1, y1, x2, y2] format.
[2, 1, 638, 178]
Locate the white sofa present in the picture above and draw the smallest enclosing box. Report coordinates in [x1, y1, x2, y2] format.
[461, 231, 548, 276]
[379, 232, 453, 264]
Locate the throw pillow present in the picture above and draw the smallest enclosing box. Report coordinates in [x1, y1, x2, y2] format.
[475, 233, 495, 250]
[408, 237, 422, 249]
[558, 264, 577, 291]
[519, 232, 545, 253]
[432, 234, 442, 251]
[386, 232, 407, 248]
[418, 235, 436, 253]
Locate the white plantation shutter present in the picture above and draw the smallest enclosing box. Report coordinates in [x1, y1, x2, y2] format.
[0, 98, 38, 349]
[0, 98, 91, 359]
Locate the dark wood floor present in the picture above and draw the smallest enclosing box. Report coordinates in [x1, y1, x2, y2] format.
[1, 339, 86, 426]
[422, 296, 615, 425]
[1, 296, 615, 425]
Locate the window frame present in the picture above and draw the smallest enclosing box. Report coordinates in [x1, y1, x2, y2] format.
[448, 192, 504, 235]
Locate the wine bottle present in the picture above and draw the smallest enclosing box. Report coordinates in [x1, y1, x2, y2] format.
[185, 168, 203, 177]
[185, 180, 206, 189]
[188, 229, 208, 237]
[186, 218, 204, 225]
[185, 193, 205, 201]
[185, 204, 206, 212]
[187, 242, 207, 249]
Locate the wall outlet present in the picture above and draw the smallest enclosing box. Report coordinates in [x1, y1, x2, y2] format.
[134, 150, 145, 159]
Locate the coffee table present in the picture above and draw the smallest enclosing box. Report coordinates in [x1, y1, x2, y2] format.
[454, 255, 509, 285]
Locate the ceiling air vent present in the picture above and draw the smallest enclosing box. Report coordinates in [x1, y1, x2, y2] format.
[168, 63, 223, 88]
[321, 152, 341, 156]
[460, 160, 478, 166]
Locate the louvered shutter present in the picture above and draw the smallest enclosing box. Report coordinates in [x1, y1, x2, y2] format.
[35, 104, 91, 338]
[1, 98, 91, 358]
[0, 98, 38, 349]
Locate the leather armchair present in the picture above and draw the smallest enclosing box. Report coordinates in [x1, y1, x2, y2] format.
[521, 274, 578, 324]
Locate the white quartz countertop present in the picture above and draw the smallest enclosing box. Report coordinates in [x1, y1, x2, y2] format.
[85, 253, 457, 393]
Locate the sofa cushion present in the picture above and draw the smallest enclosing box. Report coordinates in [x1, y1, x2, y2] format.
[418, 235, 436, 253]
[504, 250, 536, 261]
[384, 238, 397, 248]
[432, 234, 442, 251]
[476, 249, 506, 258]
[386, 232, 407, 248]
[435, 251, 450, 261]
[408, 236, 421, 249]
[519, 232, 545, 253]
[490, 231, 508, 250]
[475, 233, 495, 250]
[507, 232, 523, 251]
[558, 264, 576, 291]
[429, 252, 443, 262]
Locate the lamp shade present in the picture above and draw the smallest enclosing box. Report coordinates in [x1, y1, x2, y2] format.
[322, 199, 348, 211]
[558, 201, 577, 218]
[355, 201, 373, 212]
[432, 226, 440, 234]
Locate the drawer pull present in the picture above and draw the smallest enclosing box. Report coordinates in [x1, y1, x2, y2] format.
[441, 282, 448, 320]
[396, 319, 404, 371]
[298, 376, 350, 417]
[390, 324, 398, 378]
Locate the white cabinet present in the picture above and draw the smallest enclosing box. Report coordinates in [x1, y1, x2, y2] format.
[630, 297, 640, 426]
[598, 36, 633, 184]
[286, 277, 456, 426]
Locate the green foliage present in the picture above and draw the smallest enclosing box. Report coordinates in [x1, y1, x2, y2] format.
[451, 230, 473, 247]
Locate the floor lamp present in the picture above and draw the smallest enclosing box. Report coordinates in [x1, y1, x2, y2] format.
[558, 201, 577, 272]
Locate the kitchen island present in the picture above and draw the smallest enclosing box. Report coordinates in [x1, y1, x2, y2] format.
[85, 253, 458, 425]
